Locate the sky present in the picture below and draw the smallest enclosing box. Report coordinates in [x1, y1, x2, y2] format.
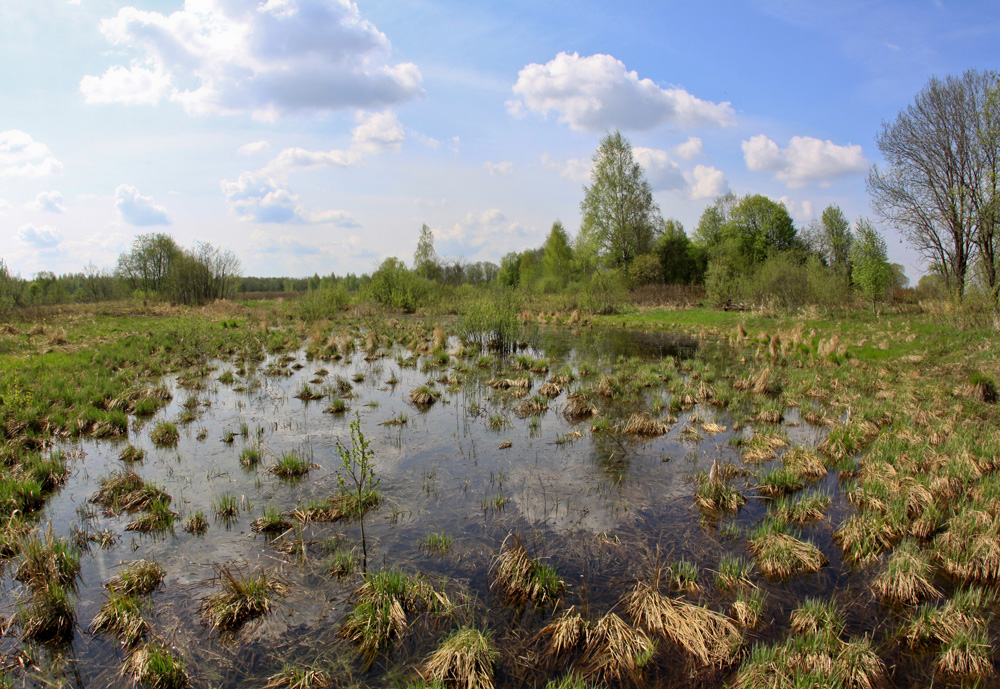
[1, 0, 998, 281]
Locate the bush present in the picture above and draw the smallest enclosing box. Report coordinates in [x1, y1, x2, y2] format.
[298, 286, 349, 322]
[459, 289, 521, 353]
[364, 258, 434, 313]
[629, 253, 662, 287]
[581, 269, 627, 314]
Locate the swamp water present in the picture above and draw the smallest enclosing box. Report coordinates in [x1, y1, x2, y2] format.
[3, 326, 884, 688]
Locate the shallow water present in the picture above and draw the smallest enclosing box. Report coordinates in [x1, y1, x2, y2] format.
[3, 326, 861, 688]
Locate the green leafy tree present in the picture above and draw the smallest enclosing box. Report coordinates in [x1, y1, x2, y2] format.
[851, 219, 893, 314]
[541, 220, 574, 287]
[725, 195, 798, 264]
[497, 252, 521, 288]
[655, 219, 702, 283]
[815, 204, 853, 273]
[413, 224, 441, 281]
[579, 130, 661, 272]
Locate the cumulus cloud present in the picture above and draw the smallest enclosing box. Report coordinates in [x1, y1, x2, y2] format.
[115, 184, 171, 226]
[685, 165, 729, 199]
[350, 110, 404, 153]
[261, 110, 402, 177]
[509, 52, 735, 132]
[434, 209, 538, 260]
[779, 196, 815, 224]
[17, 224, 62, 248]
[80, 0, 423, 118]
[633, 147, 685, 191]
[540, 153, 592, 183]
[0, 130, 63, 179]
[221, 172, 358, 226]
[742, 134, 867, 188]
[484, 161, 514, 176]
[32, 190, 65, 213]
[238, 140, 271, 156]
[672, 137, 704, 161]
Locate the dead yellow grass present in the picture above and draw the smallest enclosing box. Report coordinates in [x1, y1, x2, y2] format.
[624, 581, 740, 666]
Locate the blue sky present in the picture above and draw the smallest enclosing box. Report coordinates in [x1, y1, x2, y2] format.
[1, 0, 997, 280]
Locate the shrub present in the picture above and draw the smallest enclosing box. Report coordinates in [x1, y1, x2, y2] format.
[364, 258, 434, 313]
[297, 286, 349, 322]
[459, 289, 521, 354]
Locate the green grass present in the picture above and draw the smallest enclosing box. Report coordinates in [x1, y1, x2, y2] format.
[125, 642, 188, 689]
[213, 493, 243, 521]
[421, 532, 453, 554]
[107, 559, 166, 595]
[92, 590, 149, 646]
[252, 505, 292, 533]
[270, 450, 312, 479]
[202, 567, 288, 632]
[150, 421, 179, 446]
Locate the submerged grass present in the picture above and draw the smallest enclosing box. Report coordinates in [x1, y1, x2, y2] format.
[490, 534, 565, 606]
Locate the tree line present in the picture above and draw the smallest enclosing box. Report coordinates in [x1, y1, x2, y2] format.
[2, 68, 994, 319]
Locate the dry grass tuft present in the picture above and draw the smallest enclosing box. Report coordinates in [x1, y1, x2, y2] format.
[490, 534, 565, 606]
[534, 606, 589, 660]
[421, 627, 499, 689]
[625, 580, 741, 666]
[579, 612, 655, 684]
[409, 386, 441, 406]
[871, 540, 939, 605]
[562, 395, 597, 419]
[619, 413, 669, 436]
[201, 566, 288, 632]
[539, 382, 563, 398]
[749, 528, 827, 579]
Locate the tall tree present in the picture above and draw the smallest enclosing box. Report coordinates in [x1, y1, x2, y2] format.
[579, 130, 661, 271]
[817, 204, 853, 274]
[116, 233, 180, 294]
[867, 69, 1000, 300]
[654, 219, 700, 283]
[541, 220, 574, 286]
[851, 219, 893, 314]
[413, 224, 441, 281]
[724, 194, 798, 264]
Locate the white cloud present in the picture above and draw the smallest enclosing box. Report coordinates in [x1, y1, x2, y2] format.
[685, 165, 728, 200]
[540, 153, 591, 183]
[779, 196, 815, 224]
[671, 137, 703, 161]
[17, 224, 62, 248]
[509, 52, 735, 132]
[742, 134, 867, 188]
[351, 110, 405, 153]
[32, 190, 65, 213]
[237, 141, 271, 156]
[80, 64, 172, 106]
[633, 147, 685, 191]
[484, 161, 514, 176]
[221, 172, 358, 226]
[0, 199, 11, 212]
[81, 0, 423, 118]
[0, 130, 63, 179]
[261, 110, 403, 177]
[434, 209, 538, 260]
[115, 184, 171, 226]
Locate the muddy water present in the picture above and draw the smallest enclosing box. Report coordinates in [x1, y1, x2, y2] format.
[3, 327, 859, 688]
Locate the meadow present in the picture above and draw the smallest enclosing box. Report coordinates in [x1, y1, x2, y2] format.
[0, 298, 998, 688]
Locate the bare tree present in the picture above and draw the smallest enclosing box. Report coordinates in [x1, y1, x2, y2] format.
[867, 69, 1000, 300]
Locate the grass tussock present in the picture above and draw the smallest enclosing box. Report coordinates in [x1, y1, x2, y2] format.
[562, 394, 597, 419]
[421, 627, 499, 689]
[749, 521, 827, 579]
[871, 539, 939, 604]
[92, 469, 170, 512]
[124, 642, 188, 689]
[201, 566, 288, 632]
[338, 567, 452, 667]
[107, 559, 166, 595]
[92, 590, 149, 646]
[534, 606, 589, 660]
[619, 413, 669, 436]
[409, 385, 441, 406]
[625, 580, 741, 666]
[263, 664, 331, 689]
[490, 534, 565, 606]
[694, 471, 746, 512]
[732, 633, 886, 689]
[269, 450, 314, 479]
[579, 612, 655, 684]
[293, 490, 380, 522]
[150, 421, 179, 446]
